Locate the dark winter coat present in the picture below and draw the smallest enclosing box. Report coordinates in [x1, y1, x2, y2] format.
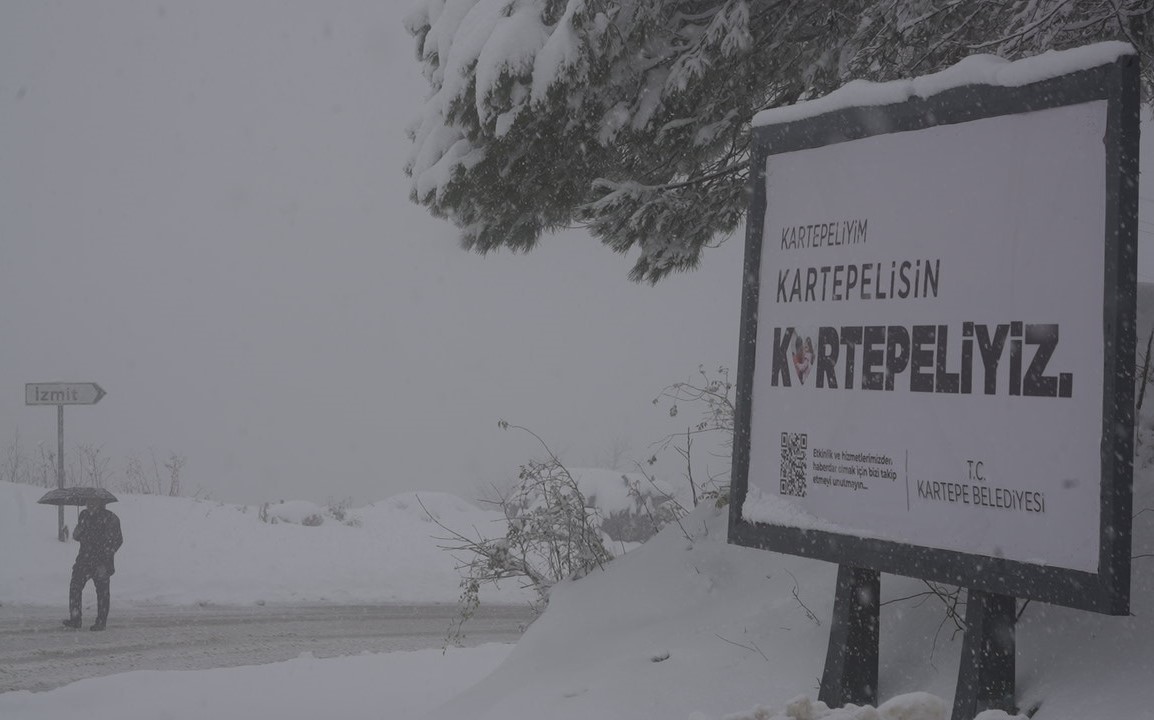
[73, 507, 123, 575]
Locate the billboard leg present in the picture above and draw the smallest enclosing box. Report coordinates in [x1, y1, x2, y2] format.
[952, 589, 1016, 720]
[818, 564, 879, 708]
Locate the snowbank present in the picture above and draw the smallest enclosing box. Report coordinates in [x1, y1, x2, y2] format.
[423, 482, 1153, 720]
[0, 484, 527, 606]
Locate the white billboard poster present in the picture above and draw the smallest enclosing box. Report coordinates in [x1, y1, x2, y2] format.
[730, 49, 1137, 614]
[743, 101, 1106, 573]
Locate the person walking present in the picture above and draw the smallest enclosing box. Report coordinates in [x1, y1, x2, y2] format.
[62, 499, 123, 631]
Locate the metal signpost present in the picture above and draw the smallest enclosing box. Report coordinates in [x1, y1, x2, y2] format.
[25, 382, 107, 541]
[730, 48, 1137, 720]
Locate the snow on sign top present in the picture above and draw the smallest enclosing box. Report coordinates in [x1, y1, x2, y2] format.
[752, 41, 1135, 128]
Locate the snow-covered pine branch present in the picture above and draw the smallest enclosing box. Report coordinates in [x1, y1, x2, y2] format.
[406, 0, 1153, 283]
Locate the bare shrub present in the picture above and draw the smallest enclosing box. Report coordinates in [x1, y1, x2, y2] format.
[652, 365, 735, 507]
[424, 421, 612, 644]
[120, 450, 187, 496]
[164, 453, 186, 497]
[75, 444, 110, 489]
[122, 454, 149, 494]
[35, 443, 56, 488]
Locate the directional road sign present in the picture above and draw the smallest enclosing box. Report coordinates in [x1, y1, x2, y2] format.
[25, 382, 107, 406]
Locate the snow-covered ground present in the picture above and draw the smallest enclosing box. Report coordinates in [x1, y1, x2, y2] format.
[0, 484, 530, 607]
[1, 443, 1151, 720]
[0, 642, 514, 720]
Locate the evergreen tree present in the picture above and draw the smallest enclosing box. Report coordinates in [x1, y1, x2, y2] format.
[405, 1, 1152, 283]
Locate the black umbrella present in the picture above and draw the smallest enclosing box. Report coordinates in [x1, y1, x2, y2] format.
[37, 487, 118, 506]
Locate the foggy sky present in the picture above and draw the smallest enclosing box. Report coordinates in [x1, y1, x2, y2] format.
[4, 3, 1152, 506]
[0, 2, 743, 505]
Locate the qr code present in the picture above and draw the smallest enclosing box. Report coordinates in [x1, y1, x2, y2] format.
[780, 432, 807, 497]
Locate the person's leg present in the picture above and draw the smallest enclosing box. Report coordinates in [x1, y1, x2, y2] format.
[92, 571, 110, 630]
[64, 565, 88, 628]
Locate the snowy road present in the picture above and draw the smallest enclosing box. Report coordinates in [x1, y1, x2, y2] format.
[0, 603, 533, 694]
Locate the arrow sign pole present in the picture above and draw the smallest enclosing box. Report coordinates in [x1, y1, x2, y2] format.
[25, 382, 107, 540]
[58, 405, 64, 541]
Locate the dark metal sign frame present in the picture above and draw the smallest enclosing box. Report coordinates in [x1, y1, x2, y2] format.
[729, 56, 1138, 616]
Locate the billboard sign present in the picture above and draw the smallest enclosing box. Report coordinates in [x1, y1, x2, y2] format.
[729, 49, 1137, 615]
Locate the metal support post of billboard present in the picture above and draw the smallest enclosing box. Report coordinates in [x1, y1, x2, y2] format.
[951, 589, 1016, 720]
[818, 565, 880, 708]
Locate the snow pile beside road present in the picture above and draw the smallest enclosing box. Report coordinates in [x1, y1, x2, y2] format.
[0, 483, 530, 607]
[423, 474, 1154, 720]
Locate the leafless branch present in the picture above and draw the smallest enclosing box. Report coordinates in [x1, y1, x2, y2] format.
[714, 633, 771, 663]
[786, 570, 821, 626]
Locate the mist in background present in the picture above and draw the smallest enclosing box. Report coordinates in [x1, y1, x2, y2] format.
[5, 3, 1153, 506]
[0, 2, 742, 505]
